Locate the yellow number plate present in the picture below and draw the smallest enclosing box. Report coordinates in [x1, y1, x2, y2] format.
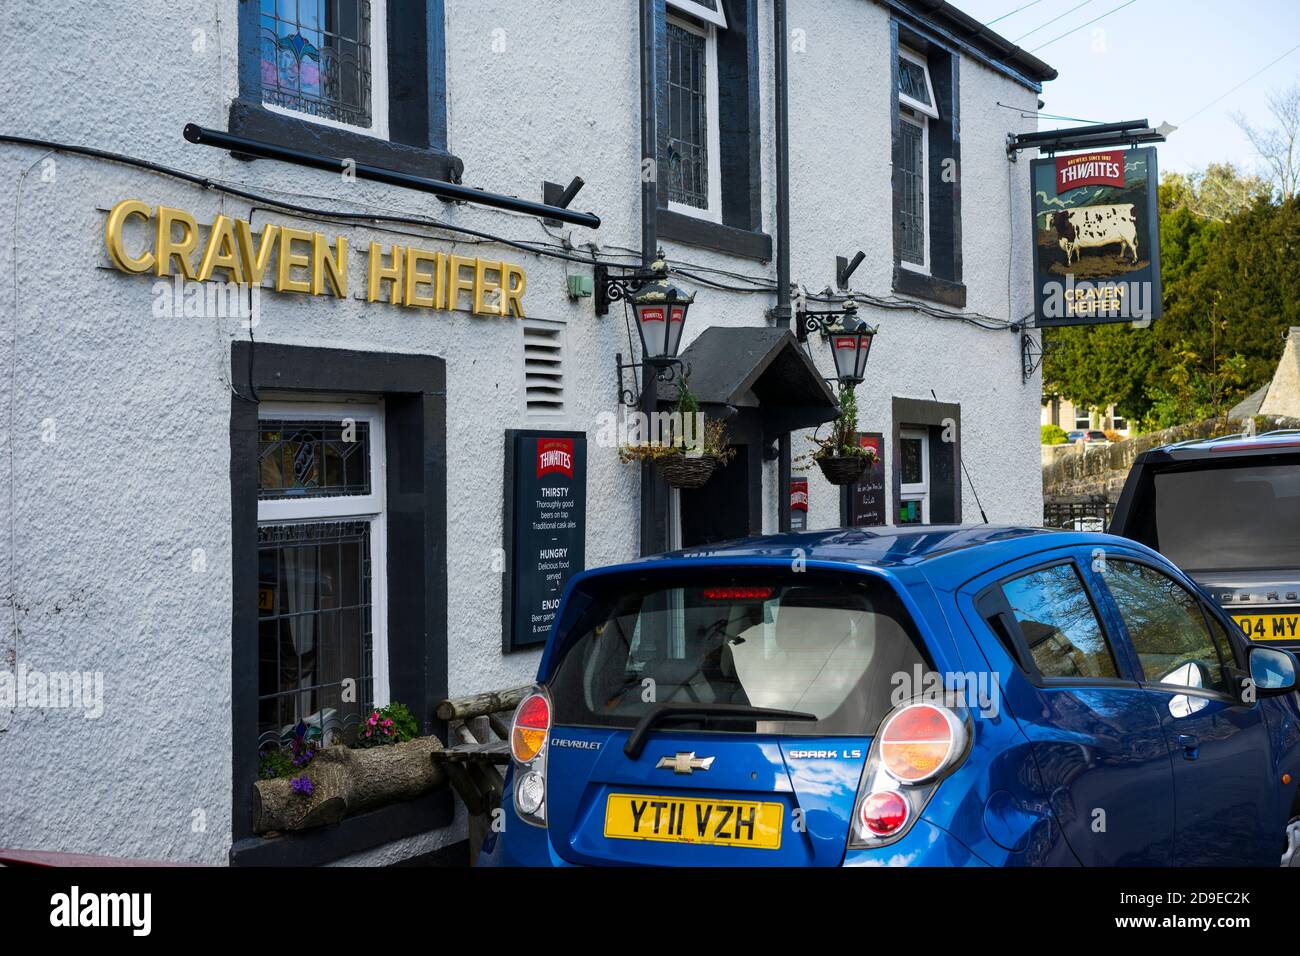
[603, 793, 783, 849]
[1233, 613, 1300, 643]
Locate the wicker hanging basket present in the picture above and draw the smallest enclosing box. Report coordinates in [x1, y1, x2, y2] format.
[659, 454, 719, 489]
[817, 455, 869, 486]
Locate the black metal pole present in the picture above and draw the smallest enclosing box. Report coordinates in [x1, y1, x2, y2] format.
[774, 0, 793, 534]
[638, 0, 664, 556]
[183, 124, 601, 228]
[1010, 118, 1149, 146]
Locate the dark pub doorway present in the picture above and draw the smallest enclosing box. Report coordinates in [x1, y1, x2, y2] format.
[680, 446, 751, 547]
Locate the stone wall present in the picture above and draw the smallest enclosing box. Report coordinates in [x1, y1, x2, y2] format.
[1043, 415, 1300, 501]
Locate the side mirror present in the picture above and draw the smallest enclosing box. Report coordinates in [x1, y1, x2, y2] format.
[1247, 645, 1298, 699]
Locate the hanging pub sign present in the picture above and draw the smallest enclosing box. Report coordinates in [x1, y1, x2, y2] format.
[846, 433, 886, 527]
[1030, 147, 1161, 327]
[789, 477, 808, 532]
[502, 431, 587, 653]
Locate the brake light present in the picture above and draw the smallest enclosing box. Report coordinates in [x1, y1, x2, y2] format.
[860, 790, 910, 836]
[847, 698, 970, 850]
[702, 586, 774, 600]
[511, 693, 550, 763]
[879, 702, 962, 783]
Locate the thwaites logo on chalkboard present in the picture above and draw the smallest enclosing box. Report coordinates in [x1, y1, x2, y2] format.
[503, 431, 586, 653]
[1031, 147, 1162, 328]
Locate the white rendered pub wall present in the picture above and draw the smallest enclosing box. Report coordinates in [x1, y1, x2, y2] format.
[0, 0, 1043, 863]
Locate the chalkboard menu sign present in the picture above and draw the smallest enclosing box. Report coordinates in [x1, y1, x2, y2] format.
[847, 432, 886, 527]
[502, 430, 586, 653]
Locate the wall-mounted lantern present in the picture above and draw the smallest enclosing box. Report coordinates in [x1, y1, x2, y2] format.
[799, 297, 879, 389]
[604, 253, 697, 407]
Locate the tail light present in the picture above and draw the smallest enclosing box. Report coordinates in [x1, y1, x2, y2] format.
[509, 688, 551, 828]
[848, 699, 969, 849]
[511, 693, 550, 763]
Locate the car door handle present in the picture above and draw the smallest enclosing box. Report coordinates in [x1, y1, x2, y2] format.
[1177, 734, 1199, 759]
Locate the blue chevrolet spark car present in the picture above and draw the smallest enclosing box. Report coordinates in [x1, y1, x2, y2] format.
[481, 526, 1300, 867]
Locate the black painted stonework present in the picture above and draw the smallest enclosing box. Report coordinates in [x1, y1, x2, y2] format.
[657, 209, 773, 262]
[652, 0, 768, 258]
[891, 397, 961, 525]
[890, 20, 966, 308]
[229, 343, 450, 865]
[232, 0, 461, 183]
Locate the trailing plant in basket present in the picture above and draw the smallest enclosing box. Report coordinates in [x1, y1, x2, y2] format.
[797, 385, 879, 481]
[617, 376, 735, 467]
[351, 701, 418, 748]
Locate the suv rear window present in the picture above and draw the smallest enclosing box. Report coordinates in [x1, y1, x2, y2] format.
[1153, 461, 1300, 572]
[547, 570, 930, 736]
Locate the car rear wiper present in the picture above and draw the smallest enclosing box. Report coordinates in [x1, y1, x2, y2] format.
[624, 702, 817, 759]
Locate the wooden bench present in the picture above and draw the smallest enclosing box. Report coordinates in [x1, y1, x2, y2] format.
[430, 685, 530, 862]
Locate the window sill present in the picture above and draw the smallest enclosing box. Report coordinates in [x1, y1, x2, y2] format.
[229, 788, 454, 867]
[892, 266, 967, 308]
[657, 209, 772, 262]
[227, 99, 464, 183]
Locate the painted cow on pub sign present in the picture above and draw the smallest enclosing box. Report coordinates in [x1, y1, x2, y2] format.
[1050, 204, 1139, 266]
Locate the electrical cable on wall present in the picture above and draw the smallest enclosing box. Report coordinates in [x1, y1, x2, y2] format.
[1, 133, 1027, 335]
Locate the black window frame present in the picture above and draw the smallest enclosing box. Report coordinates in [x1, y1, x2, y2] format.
[890, 20, 965, 307]
[652, 0, 771, 261]
[229, 342, 451, 866]
[233, 0, 462, 183]
[890, 397, 960, 526]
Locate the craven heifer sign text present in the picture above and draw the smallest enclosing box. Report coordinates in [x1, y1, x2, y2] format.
[1030, 147, 1162, 327]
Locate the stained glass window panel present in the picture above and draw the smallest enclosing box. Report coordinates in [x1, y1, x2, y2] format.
[258, 419, 371, 499]
[260, 0, 374, 128]
[898, 57, 932, 108]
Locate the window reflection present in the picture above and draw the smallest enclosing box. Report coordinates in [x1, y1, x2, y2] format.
[1001, 564, 1117, 680]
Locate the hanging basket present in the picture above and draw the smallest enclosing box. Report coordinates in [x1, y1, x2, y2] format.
[817, 455, 869, 486]
[659, 454, 719, 489]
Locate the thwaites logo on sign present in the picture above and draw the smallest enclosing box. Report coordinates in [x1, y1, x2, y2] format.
[1031, 147, 1162, 327]
[789, 477, 808, 532]
[503, 431, 586, 652]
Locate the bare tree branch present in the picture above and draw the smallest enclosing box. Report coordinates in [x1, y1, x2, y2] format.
[1233, 84, 1300, 201]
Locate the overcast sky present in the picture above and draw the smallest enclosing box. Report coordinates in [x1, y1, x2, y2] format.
[952, 0, 1300, 176]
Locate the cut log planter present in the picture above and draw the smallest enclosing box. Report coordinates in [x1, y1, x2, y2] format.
[252, 735, 446, 835]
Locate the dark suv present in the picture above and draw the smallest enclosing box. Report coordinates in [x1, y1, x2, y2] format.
[1110, 430, 1300, 650]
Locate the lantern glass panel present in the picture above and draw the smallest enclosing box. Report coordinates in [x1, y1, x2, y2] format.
[636, 303, 670, 358]
[831, 334, 860, 383]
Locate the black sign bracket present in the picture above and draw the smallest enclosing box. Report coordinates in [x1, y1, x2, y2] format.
[1007, 118, 1169, 161]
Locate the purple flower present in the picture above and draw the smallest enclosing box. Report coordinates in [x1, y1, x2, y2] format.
[290, 775, 314, 797]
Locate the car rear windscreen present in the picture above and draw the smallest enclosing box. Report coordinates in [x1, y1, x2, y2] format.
[547, 570, 930, 736]
[1153, 461, 1300, 572]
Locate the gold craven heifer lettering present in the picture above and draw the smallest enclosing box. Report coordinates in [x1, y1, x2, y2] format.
[103, 199, 526, 316]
